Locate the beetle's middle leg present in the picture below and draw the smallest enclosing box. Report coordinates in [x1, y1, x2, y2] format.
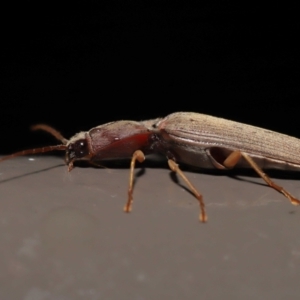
[223, 150, 300, 206]
[168, 160, 207, 223]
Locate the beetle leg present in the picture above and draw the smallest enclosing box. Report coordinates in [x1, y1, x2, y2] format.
[224, 150, 300, 206]
[68, 160, 74, 172]
[223, 151, 242, 168]
[124, 150, 145, 213]
[241, 152, 300, 205]
[168, 159, 207, 223]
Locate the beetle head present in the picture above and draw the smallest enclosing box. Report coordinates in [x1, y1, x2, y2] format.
[66, 132, 90, 166]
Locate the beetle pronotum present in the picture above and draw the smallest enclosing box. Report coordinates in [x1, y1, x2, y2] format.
[1, 112, 300, 222]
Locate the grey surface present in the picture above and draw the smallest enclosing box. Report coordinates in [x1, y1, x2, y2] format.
[1, 156, 300, 300]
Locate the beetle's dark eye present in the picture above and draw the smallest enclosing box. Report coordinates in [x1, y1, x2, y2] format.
[67, 139, 89, 159]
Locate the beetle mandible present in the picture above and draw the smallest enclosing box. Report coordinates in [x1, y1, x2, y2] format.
[1, 112, 300, 222]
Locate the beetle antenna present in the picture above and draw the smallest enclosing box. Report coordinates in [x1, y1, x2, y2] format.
[0, 145, 67, 163]
[31, 124, 68, 145]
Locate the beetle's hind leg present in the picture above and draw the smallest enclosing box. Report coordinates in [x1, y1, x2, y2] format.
[223, 150, 300, 206]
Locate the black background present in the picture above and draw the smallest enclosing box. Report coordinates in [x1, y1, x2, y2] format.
[2, 3, 300, 154]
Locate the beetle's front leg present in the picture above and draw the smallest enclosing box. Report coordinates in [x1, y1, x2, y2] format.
[223, 150, 300, 206]
[124, 150, 145, 213]
[67, 160, 74, 172]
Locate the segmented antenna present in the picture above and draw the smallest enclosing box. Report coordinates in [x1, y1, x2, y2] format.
[31, 124, 68, 144]
[0, 145, 67, 163]
[0, 124, 68, 162]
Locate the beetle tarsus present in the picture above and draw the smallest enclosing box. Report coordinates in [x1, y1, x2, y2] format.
[282, 191, 300, 206]
[124, 192, 133, 212]
[68, 161, 74, 172]
[200, 211, 208, 223]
